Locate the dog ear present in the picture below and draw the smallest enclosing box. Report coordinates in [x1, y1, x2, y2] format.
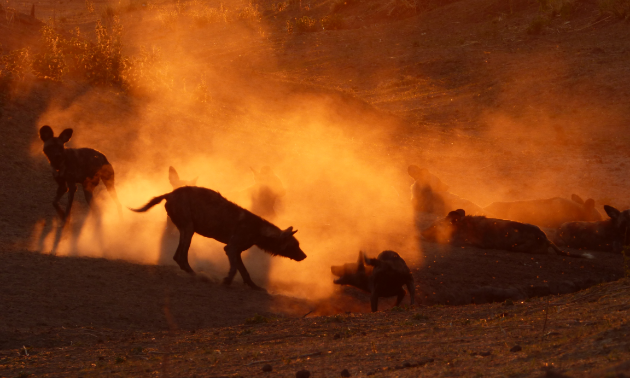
[448, 209, 465, 222]
[39, 125, 54, 142]
[357, 251, 365, 273]
[571, 194, 584, 205]
[283, 226, 297, 237]
[584, 198, 595, 209]
[169, 166, 180, 188]
[58, 128, 73, 143]
[604, 205, 621, 220]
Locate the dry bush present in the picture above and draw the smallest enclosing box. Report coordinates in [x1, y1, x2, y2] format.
[190, 3, 228, 27]
[294, 15, 318, 32]
[32, 25, 67, 81]
[156, 1, 258, 29]
[234, 2, 261, 23]
[272, 1, 288, 12]
[0, 48, 31, 81]
[122, 46, 168, 93]
[85, 0, 95, 14]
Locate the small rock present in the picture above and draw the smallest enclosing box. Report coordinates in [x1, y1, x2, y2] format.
[367, 372, 375, 376]
[403, 362, 412, 368]
[340, 368, 351, 377]
[510, 345, 522, 353]
[333, 333, 341, 340]
[296, 369, 311, 378]
[418, 357, 434, 366]
[262, 364, 273, 372]
[470, 351, 492, 357]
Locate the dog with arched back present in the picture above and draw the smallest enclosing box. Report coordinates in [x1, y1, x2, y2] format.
[39, 125, 122, 223]
[331, 251, 415, 312]
[408, 165, 483, 216]
[483, 194, 602, 229]
[422, 209, 593, 259]
[158, 166, 198, 265]
[131, 186, 306, 291]
[554, 205, 630, 253]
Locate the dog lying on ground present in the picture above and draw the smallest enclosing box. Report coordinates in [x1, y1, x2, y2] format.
[331, 251, 415, 312]
[554, 205, 630, 253]
[422, 209, 592, 259]
[483, 194, 602, 228]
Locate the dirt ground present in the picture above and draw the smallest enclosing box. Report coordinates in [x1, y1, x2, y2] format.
[2, 0, 630, 376]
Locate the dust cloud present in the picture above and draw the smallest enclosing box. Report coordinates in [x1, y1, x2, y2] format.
[27, 8, 421, 301]
[24, 0, 627, 303]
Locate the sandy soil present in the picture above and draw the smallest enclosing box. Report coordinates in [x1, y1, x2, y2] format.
[2, 0, 630, 376]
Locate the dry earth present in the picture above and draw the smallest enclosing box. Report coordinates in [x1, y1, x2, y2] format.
[2, 0, 630, 376]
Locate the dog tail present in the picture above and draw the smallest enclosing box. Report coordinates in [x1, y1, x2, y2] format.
[129, 193, 170, 213]
[549, 241, 594, 259]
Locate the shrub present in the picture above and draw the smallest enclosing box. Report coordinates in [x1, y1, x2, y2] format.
[294, 15, 318, 32]
[82, 19, 125, 84]
[85, 0, 95, 14]
[0, 48, 32, 81]
[191, 4, 228, 27]
[32, 25, 67, 81]
[122, 46, 164, 91]
[273, 2, 288, 12]
[235, 2, 261, 23]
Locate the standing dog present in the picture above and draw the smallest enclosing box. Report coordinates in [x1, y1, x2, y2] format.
[39, 125, 122, 222]
[158, 166, 198, 265]
[131, 186, 306, 290]
[331, 251, 415, 312]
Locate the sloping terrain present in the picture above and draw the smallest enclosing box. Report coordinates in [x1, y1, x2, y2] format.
[1, 0, 630, 376]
